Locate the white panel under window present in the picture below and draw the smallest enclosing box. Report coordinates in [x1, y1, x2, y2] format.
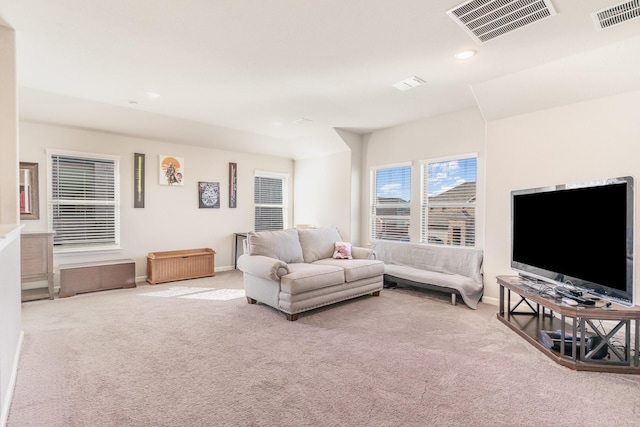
[370, 164, 411, 242]
[48, 151, 120, 252]
[254, 172, 287, 231]
[421, 155, 476, 247]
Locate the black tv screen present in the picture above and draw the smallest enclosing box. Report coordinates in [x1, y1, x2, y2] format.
[511, 176, 634, 306]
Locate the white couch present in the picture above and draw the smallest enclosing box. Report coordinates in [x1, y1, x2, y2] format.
[237, 227, 384, 320]
[371, 241, 483, 309]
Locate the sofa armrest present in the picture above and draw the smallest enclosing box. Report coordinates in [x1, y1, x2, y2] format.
[237, 254, 290, 281]
[351, 246, 376, 260]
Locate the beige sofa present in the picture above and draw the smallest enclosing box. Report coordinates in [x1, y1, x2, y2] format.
[237, 227, 384, 320]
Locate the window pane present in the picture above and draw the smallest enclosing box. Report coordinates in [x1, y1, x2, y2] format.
[375, 166, 411, 203]
[53, 205, 117, 246]
[50, 153, 119, 250]
[52, 157, 115, 200]
[255, 206, 284, 231]
[255, 176, 283, 204]
[371, 165, 411, 242]
[254, 175, 285, 231]
[422, 157, 476, 246]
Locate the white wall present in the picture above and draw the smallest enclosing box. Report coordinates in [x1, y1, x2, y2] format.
[0, 24, 21, 427]
[484, 89, 640, 305]
[363, 107, 486, 247]
[19, 121, 294, 280]
[294, 150, 352, 240]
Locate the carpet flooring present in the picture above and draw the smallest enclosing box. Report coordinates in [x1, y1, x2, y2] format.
[7, 270, 640, 426]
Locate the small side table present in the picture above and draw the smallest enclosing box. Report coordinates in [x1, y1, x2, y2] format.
[21, 232, 55, 301]
[234, 232, 248, 269]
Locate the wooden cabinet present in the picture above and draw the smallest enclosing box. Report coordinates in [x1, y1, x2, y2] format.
[146, 248, 215, 284]
[21, 232, 54, 301]
[59, 259, 136, 297]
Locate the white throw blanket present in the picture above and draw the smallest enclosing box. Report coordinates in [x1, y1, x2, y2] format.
[371, 241, 483, 309]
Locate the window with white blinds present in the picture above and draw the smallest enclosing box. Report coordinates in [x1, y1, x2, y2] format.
[370, 164, 411, 242]
[421, 155, 476, 247]
[254, 172, 287, 231]
[48, 151, 120, 251]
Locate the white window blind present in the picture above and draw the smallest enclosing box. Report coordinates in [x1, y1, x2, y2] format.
[254, 173, 286, 231]
[421, 156, 476, 246]
[370, 165, 411, 242]
[49, 152, 120, 251]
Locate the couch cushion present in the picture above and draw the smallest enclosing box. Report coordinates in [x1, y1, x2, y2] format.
[297, 227, 342, 263]
[313, 258, 384, 282]
[247, 228, 304, 264]
[280, 263, 345, 294]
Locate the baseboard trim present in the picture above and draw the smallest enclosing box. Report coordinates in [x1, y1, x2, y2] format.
[481, 296, 499, 306]
[135, 265, 236, 284]
[1, 330, 24, 427]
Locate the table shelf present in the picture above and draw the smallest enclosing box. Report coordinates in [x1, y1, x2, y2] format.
[497, 275, 640, 374]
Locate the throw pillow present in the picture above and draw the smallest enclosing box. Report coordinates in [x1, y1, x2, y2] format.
[333, 242, 353, 260]
[297, 227, 342, 263]
[247, 228, 304, 264]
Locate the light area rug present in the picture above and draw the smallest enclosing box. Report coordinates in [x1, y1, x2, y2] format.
[7, 270, 640, 426]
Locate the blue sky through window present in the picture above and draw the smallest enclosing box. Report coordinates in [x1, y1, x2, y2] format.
[376, 166, 411, 202]
[427, 158, 477, 197]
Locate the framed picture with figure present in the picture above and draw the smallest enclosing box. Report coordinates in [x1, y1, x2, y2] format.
[159, 155, 184, 186]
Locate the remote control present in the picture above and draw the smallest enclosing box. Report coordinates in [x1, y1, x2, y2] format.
[555, 288, 596, 305]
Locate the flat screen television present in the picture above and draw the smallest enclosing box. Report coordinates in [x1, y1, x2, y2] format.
[511, 176, 635, 307]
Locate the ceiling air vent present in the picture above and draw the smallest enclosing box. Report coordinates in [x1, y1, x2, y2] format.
[592, 0, 640, 31]
[447, 0, 557, 43]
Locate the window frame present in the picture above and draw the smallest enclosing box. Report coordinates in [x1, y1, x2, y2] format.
[369, 162, 412, 243]
[420, 153, 477, 247]
[254, 170, 288, 231]
[47, 149, 121, 253]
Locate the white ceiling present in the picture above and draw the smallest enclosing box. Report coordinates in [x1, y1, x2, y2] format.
[1, 0, 640, 159]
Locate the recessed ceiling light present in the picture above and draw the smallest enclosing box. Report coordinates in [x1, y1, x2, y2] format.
[271, 121, 282, 127]
[293, 118, 313, 125]
[392, 76, 426, 91]
[128, 100, 138, 106]
[146, 91, 160, 99]
[454, 49, 477, 60]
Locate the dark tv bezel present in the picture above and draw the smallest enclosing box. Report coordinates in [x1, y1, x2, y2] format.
[510, 176, 635, 307]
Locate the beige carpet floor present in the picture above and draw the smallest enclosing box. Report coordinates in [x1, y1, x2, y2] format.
[7, 270, 640, 426]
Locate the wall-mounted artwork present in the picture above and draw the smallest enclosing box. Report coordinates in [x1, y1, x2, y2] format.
[229, 162, 237, 208]
[19, 162, 39, 220]
[160, 155, 184, 186]
[199, 181, 220, 208]
[134, 153, 145, 208]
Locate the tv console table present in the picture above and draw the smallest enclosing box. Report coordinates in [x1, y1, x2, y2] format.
[497, 275, 640, 374]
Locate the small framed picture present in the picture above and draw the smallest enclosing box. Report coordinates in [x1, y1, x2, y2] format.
[199, 181, 220, 208]
[229, 162, 237, 208]
[134, 153, 145, 208]
[160, 155, 184, 186]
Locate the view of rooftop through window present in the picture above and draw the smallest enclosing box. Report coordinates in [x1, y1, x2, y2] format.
[372, 166, 411, 242]
[375, 166, 411, 202]
[423, 157, 477, 246]
[427, 158, 477, 198]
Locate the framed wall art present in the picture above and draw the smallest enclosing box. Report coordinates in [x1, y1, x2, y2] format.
[229, 162, 237, 208]
[199, 181, 220, 208]
[19, 162, 39, 220]
[134, 153, 145, 208]
[159, 155, 184, 186]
